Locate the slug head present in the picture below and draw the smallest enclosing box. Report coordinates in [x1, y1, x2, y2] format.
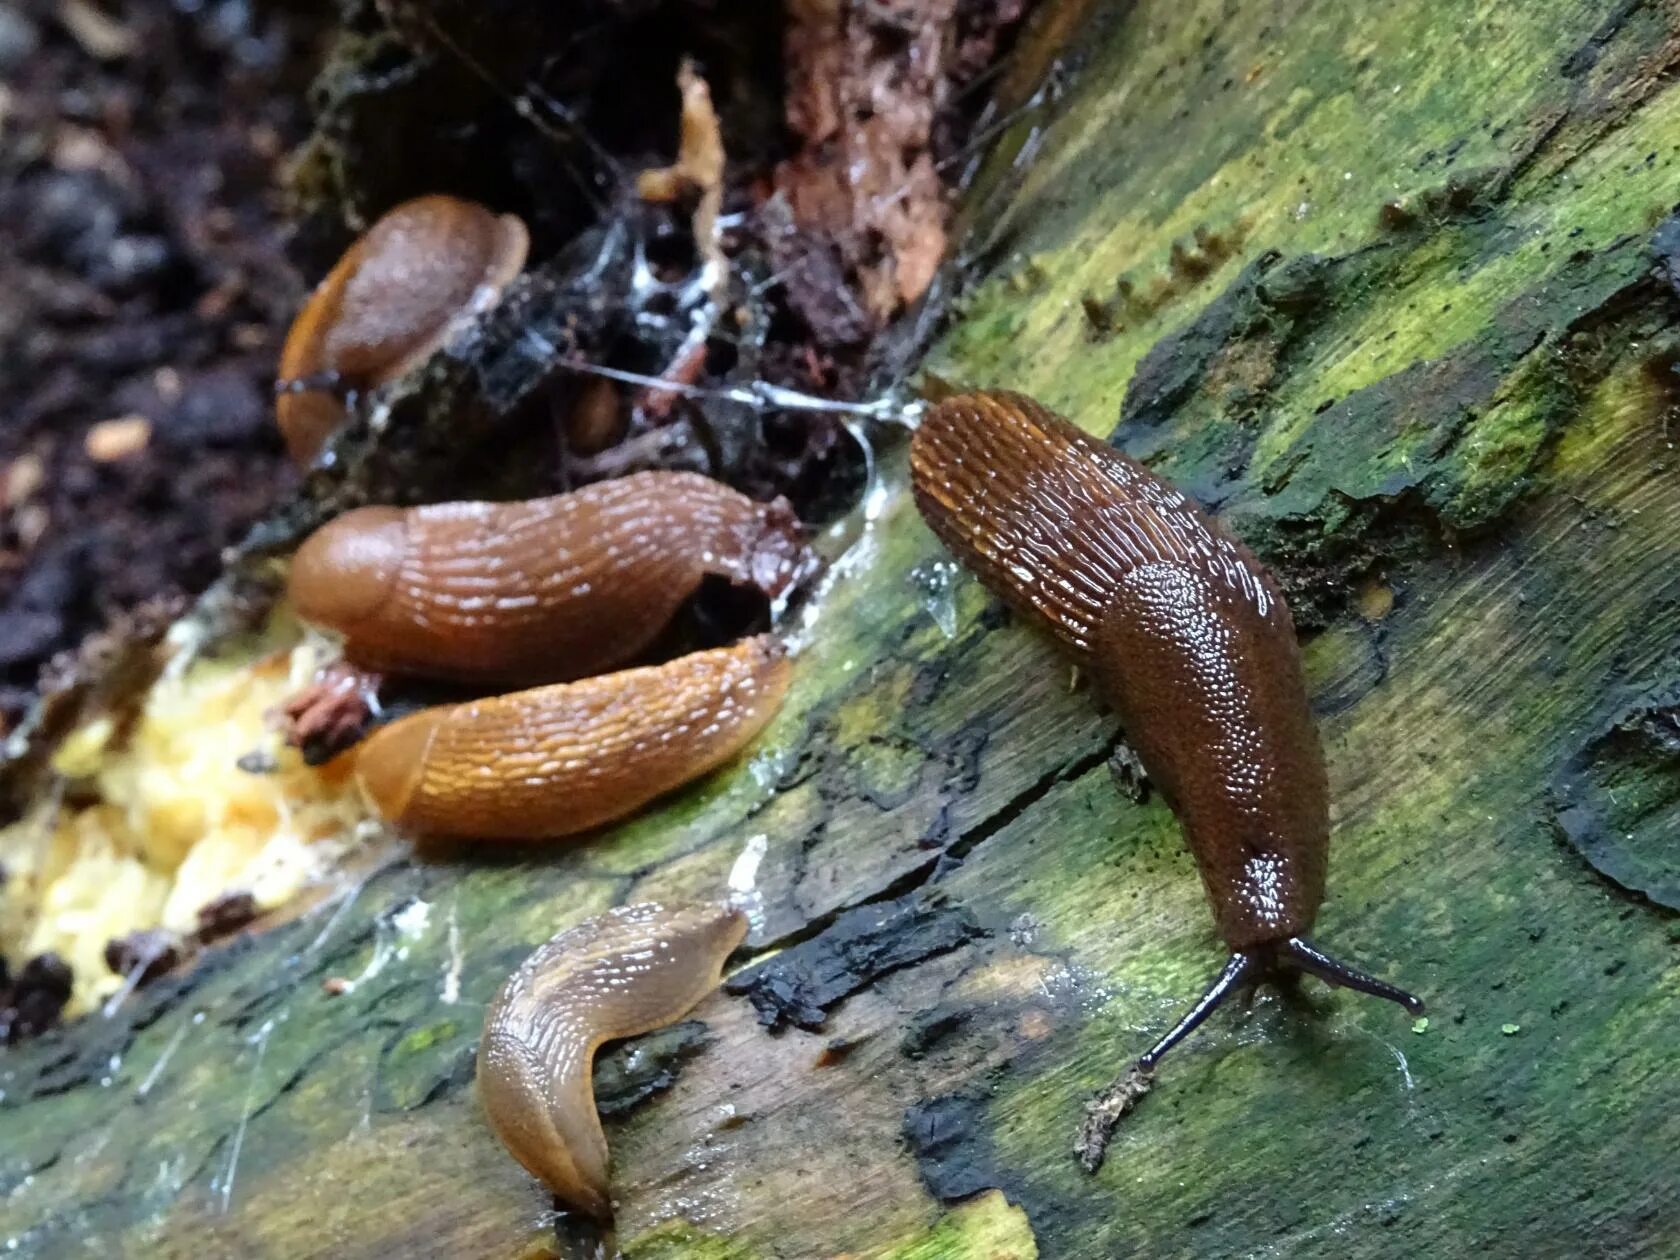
[288, 506, 409, 633]
[352, 704, 440, 828]
[276, 194, 529, 463]
[478, 902, 748, 1216]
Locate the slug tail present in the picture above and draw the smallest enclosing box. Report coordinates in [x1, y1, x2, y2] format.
[911, 391, 1284, 658]
[1281, 936, 1424, 1015]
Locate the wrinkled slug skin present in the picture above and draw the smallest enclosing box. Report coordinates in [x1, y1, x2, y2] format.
[289, 472, 805, 686]
[478, 902, 748, 1216]
[277, 194, 529, 463]
[910, 392, 1327, 948]
[355, 635, 791, 839]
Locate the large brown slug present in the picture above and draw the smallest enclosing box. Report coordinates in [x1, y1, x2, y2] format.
[910, 391, 1421, 1112]
[479, 901, 747, 1216]
[355, 635, 790, 839]
[288, 472, 806, 687]
[276, 194, 529, 464]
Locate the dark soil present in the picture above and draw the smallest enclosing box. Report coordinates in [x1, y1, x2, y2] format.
[0, 0, 331, 731]
[0, 949, 72, 1043]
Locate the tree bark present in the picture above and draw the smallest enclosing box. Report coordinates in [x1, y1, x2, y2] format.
[5, 0, 1680, 1256]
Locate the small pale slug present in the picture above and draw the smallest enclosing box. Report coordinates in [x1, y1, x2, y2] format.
[276, 194, 529, 464]
[287, 472, 807, 687]
[909, 391, 1421, 1107]
[354, 634, 791, 839]
[479, 901, 747, 1216]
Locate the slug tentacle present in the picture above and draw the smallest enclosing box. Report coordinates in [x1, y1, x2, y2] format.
[1279, 937, 1425, 1013]
[1080, 940, 1422, 1173]
[1136, 952, 1261, 1071]
[354, 634, 791, 839]
[479, 901, 747, 1216]
[289, 473, 808, 687]
[1135, 940, 1422, 1074]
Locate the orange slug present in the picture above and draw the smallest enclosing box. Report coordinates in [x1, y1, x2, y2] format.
[287, 472, 807, 687]
[479, 901, 747, 1216]
[276, 194, 529, 464]
[354, 635, 790, 839]
[910, 392, 1421, 1097]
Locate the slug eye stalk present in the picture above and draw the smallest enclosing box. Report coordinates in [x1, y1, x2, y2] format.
[1280, 937, 1425, 1015]
[1078, 939, 1423, 1172]
[1136, 938, 1423, 1072]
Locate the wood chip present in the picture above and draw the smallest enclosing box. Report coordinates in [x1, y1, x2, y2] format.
[151, 366, 183, 404]
[51, 125, 130, 183]
[1075, 1063, 1155, 1173]
[15, 504, 49, 550]
[84, 415, 151, 463]
[635, 60, 725, 212]
[4, 454, 45, 507]
[636, 60, 726, 291]
[57, 0, 138, 61]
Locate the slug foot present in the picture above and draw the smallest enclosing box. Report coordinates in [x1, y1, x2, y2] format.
[273, 368, 348, 400]
[279, 661, 385, 764]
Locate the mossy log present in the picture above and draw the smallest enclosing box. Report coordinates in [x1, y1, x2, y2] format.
[6, 0, 1680, 1256]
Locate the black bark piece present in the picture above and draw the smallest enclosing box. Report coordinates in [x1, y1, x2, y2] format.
[725, 893, 983, 1032]
[902, 1090, 1003, 1203]
[594, 1020, 714, 1118]
[103, 929, 187, 986]
[1550, 681, 1680, 911]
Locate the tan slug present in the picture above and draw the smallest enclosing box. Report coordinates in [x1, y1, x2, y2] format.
[276, 194, 529, 463]
[478, 901, 747, 1216]
[287, 473, 807, 688]
[354, 635, 791, 840]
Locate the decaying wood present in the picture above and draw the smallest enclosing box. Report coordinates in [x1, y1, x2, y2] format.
[5, 0, 1680, 1257]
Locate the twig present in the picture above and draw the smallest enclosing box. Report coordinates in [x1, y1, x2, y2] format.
[1075, 1063, 1154, 1173]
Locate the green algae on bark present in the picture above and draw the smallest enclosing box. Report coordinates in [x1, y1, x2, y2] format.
[6, 0, 1680, 1257]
